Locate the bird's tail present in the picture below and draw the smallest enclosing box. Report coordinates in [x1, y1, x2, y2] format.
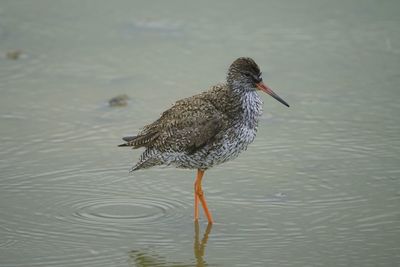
[118, 132, 159, 148]
[118, 135, 137, 147]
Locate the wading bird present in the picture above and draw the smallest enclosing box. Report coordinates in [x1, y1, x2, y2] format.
[119, 57, 289, 223]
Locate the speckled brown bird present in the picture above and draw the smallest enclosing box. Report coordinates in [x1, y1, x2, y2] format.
[119, 57, 289, 223]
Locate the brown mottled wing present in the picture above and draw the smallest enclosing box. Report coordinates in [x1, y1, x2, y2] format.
[151, 97, 228, 153]
[122, 96, 227, 153]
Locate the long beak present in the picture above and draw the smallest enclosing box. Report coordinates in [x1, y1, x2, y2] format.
[256, 82, 289, 107]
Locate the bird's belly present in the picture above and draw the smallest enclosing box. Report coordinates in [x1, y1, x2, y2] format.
[169, 126, 257, 169]
[209, 127, 257, 165]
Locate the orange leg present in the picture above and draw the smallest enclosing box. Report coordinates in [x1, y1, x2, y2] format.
[194, 178, 199, 221]
[194, 169, 214, 223]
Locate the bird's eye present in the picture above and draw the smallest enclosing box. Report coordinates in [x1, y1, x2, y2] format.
[243, 72, 261, 82]
[256, 73, 262, 82]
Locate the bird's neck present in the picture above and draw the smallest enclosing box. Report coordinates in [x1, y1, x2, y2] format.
[230, 86, 263, 129]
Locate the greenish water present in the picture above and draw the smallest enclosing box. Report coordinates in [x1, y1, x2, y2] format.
[1, 0, 400, 266]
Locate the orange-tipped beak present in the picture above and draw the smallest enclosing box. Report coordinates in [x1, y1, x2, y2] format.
[256, 82, 289, 107]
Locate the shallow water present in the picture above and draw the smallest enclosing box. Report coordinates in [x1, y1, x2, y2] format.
[1, 0, 400, 266]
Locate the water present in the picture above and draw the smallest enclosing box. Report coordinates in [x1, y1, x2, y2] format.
[1, 0, 400, 266]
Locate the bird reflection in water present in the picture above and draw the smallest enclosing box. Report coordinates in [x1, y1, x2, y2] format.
[129, 222, 213, 267]
[193, 222, 212, 267]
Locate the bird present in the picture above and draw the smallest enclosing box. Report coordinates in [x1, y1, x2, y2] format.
[119, 57, 289, 224]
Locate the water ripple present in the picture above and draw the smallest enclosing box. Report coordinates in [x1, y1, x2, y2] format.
[67, 196, 187, 226]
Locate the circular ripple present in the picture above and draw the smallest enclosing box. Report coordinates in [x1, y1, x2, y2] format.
[68, 196, 188, 227]
[73, 198, 166, 224]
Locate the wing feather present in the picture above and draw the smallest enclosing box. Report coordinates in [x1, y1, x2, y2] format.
[119, 96, 227, 152]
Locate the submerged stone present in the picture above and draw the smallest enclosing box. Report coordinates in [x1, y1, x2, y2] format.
[109, 94, 129, 107]
[6, 49, 23, 60]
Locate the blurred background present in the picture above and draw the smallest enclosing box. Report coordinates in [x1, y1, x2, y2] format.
[0, 0, 399, 266]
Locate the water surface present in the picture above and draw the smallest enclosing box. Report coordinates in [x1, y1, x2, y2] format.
[1, 0, 400, 266]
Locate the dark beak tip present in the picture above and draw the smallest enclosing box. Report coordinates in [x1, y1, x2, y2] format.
[256, 82, 289, 108]
[276, 98, 290, 108]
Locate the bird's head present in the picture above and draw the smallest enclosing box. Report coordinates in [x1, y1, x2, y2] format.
[227, 57, 289, 107]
